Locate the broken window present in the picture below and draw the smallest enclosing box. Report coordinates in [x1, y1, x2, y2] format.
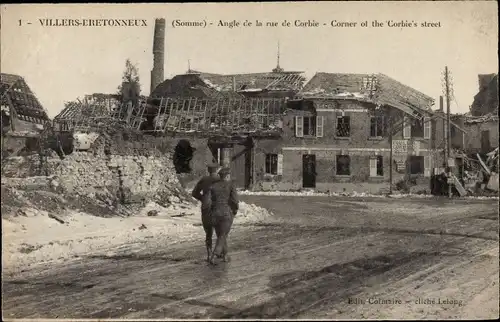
[336, 155, 351, 176]
[411, 119, 424, 138]
[450, 125, 456, 138]
[336, 116, 350, 137]
[409, 156, 424, 175]
[262, 117, 269, 129]
[265, 154, 278, 175]
[1, 108, 11, 131]
[370, 156, 384, 177]
[370, 116, 385, 137]
[303, 116, 317, 136]
[481, 130, 491, 152]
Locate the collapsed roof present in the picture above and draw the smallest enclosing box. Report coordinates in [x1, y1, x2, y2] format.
[1, 73, 50, 124]
[151, 71, 307, 98]
[198, 71, 307, 92]
[152, 97, 286, 138]
[151, 73, 244, 99]
[299, 72, 435, 117]
[53, 94, 135, 132]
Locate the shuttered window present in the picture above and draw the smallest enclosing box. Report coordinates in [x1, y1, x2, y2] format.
[369, 158, 377, 177]
[316, 116, 324, 137]
[369, 156, 384, 177]
[403, 115, 411, 139]
[277, 154, 283, 175]
[423, 116, 431, 139]
[424, 155, 431, 177]
[295, 116, 304, 137]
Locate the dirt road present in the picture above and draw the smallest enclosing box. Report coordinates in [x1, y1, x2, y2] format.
[2, 196, 499, 319]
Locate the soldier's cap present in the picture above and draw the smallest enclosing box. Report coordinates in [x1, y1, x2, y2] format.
[218, 167, 231, 176]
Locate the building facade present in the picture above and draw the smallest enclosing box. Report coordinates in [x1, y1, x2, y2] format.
[252, 99, 434, 194]
[135, 71, 440, 194]
[213, 73, 437, 194]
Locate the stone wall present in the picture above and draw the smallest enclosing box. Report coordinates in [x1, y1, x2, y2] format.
[52, 152, 185, 204]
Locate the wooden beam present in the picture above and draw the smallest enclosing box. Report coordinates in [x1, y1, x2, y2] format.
[155, 98, 163, 131]
[231, 99, 237, 131]
[251, 138, 257, 190]
[177, 99, 185, 130]
[185, 97, 192, 131]
[136, 101, 146, 130]
[204, 99, 210, 132]
[237, 98, 243, 131]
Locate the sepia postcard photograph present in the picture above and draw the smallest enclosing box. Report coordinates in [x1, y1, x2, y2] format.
[1, 1, 498, 320]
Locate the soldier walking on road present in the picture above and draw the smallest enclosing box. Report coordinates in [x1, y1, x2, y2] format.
[191, 163, 220, 262]
[205, 167, 239, 265]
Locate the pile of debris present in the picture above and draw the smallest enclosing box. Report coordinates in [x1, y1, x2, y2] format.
[477, 147, 499, 192]
[461, 148, 499, 196]
[463, 112, 499, 124]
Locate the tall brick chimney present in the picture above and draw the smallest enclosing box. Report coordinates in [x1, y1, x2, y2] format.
[150, 18, 166, 94]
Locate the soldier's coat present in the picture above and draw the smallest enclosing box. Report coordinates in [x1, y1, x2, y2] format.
[191, 175, 220, 260]
[205, 180, 239, 260]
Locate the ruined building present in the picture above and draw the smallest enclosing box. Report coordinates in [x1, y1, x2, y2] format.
[440, 73, 499, 156]
[254, 72, 438, 193]
[1, 73, 51, 158]
[154, 71, 442, 194]
[470, 73, 498, 116]
[1, 73, 49, 134]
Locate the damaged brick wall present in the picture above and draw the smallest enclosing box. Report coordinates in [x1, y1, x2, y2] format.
[173, 136, 215, 188]
[440, 114, 499, 155]
[464, 121, 499, 154]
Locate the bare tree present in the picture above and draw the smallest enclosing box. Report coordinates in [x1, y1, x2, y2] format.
[117, 59, 141, 99]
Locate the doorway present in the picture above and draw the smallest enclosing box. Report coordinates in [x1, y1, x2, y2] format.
[302, 154, 316, 188]
[208, 143, 252, 190]
[481, 130, 491, 153]
[231, 144, 252, 189]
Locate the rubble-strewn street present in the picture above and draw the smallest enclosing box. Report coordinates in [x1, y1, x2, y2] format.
[2, 195, 498, 320]
[1, 186, 272, 275]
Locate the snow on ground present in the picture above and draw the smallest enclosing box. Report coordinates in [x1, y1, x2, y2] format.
[238, 189, 499, 200]
[2, 200, 273, 274]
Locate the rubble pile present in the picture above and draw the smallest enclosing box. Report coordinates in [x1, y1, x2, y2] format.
[462, 147, 499, 196]
[2, 125, 190, 206]
[463, 112, 499, 124]
[237, 201, 274, 222]
[485, 147, 499, 172]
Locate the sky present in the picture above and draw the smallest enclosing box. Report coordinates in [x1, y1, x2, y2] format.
[1, 2, 498, 118]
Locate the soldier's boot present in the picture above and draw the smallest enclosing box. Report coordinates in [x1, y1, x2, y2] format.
[209, 253, 218, 265]
[221, 240, 230, 262]
[205, 234, 213, 262]
[206, 245, 212, 263]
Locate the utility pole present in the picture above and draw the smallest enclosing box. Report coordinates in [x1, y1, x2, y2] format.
[444, 66, 452, 198]
[389, 114, 394, 195]
[440, 96, 446, 163]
